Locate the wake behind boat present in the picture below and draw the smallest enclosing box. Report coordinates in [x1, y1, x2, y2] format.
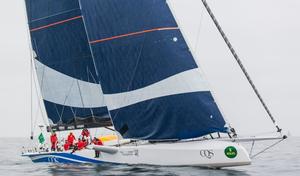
[22, 0, 286, 168]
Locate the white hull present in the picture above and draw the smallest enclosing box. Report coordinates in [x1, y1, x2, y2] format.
[23, 140, 251, 168]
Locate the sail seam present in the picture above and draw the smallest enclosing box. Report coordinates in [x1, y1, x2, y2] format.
[89, 27, 179, 44]
[30, 16, 82, 32]
[30, 8, 80, 23]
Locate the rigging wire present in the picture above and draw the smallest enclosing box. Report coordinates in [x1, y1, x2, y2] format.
[30, 53, 33, 139]
[250, 137, 286, 159]
[79, 1, 117, 137]
[32, 104, 40, 134]
[23, 1, 44, 140]
[58, 80, 76, 122]
[246, 131, 282, 137]
[167, 0, 237, 135]
[175, 0, 236, 134]
[193, 3, 205, 54]
[200, 0, 282, 133]
[22, 0, 34, 140]
[31, 64, 49, 131]
[31, 42, 51, 132]
[249, 140, 255, 156]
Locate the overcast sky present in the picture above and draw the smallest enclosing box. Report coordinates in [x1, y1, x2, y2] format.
[0, 0, 299, 138]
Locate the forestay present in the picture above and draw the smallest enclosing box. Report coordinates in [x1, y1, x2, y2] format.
[25, 0, 111, 131]
[79, 0, 228, 140]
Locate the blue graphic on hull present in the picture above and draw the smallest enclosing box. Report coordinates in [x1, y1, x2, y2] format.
[27, 152, 103, 164]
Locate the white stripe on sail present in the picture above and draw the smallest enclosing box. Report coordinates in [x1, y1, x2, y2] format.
[105, 68, 210, 110]
[34, 60, 106, 108]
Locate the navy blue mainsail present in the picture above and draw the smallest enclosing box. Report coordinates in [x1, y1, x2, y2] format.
[79, 0, 228, 140]
[25, 0, 111, 131]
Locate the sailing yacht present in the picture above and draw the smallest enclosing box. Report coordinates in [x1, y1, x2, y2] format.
[22, 0, 286, 168]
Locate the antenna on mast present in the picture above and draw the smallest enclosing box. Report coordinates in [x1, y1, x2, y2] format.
[201, 0, 282, 133]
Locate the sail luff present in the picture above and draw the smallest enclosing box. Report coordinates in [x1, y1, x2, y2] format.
[166, 0, 233, 132]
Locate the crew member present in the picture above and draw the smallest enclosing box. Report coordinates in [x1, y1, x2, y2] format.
[92, 137, 103, 158]
[50, 132, 58, 151]
[81, 128, 91, 143]
[67, 132, 76, 148]
[77, 138, 86, 150]
[71, 138, 85, 154]
[63, 140, 70, 151]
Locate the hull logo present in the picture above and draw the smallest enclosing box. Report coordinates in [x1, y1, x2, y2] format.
[120, 149, 139, 156]
[225, 146, 238, 158]
[200, 150, 214, 159]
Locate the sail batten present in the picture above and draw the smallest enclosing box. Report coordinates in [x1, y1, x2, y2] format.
[79, 0, 228, 140]
[30, 15, 82, 32]
[89, 27, 179, 44]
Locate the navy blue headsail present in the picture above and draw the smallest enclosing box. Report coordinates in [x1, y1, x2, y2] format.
[25, 0, 111, 131]
[79, 0, 228, 140]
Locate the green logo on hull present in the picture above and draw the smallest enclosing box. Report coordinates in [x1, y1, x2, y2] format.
[225, 146, 237, 158]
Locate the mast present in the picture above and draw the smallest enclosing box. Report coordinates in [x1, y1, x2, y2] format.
[78, 0, 116, 131]
[201, 0, 282, 132]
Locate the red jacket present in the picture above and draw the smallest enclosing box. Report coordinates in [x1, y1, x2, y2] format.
[50, 134, 58, 143]
[64, 142, 70, 151]
[67, 134, 76, 144]
[81, 129, 90, 137]
[77, 140, 85, 150]
[92, 139, 103, 146]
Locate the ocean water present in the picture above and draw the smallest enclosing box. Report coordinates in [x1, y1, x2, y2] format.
[0, 137, 299, 176]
